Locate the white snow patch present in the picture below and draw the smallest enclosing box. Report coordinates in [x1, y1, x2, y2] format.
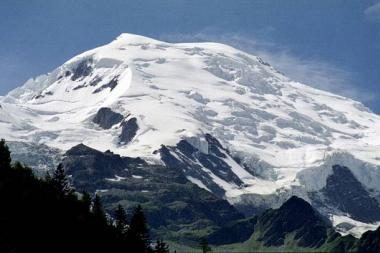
[332, 215, 380, 238]
[106, 175, 126, 182]
[187, 176, 211, 192]
[2, 33, 380, 236]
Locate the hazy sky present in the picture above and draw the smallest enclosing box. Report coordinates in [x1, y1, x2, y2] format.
[0, 0, 379, 112]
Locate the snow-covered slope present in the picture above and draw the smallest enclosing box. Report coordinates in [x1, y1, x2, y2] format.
[1, 33, 380, 235]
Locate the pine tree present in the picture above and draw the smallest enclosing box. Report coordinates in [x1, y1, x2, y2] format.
[0, 139, 164, 252]
[13, 161, 25, 171]
[154, 239, 169, 253]
[127, 205, 151, 253]
[200, 238, 212, 253]
[0, 139, 11, 171]
[50, 163, 73, 196]
[81, 192, 92, 211]
[92, 194, 107, 225]
[114, 204, 127, 234]
[13, 162, 33, 179]
[44, 171, 52, 182]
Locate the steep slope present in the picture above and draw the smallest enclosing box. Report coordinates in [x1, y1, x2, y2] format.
[221, 196, 358, 252]
[322, 165, 380, 223]
[62, 144, 254, 243]
[1, 33, 380, 235]
[255, 196, 330, 248]
[357, 226, 380, 253]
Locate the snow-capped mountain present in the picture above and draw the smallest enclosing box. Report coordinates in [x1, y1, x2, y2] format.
[1, 33, 380, 236]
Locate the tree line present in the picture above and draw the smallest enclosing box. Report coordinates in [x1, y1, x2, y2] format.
[0, 139, 169, 253]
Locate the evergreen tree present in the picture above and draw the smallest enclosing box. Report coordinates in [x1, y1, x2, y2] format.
[50, 163, 73, 196]
[0, 139, 11, 171]
[44, 171, 52, 182]
[154, 239, 169, 253]
[127, 205, 152, 253]
[12, 162, 34, 182]
[81, 192, 92, 211]
[92, 194, 107, 224]
[114, 204, 128, 234]
[0, 139, 164, 253]
[200, 238, 212, 253]
[13, 162, 33, 175]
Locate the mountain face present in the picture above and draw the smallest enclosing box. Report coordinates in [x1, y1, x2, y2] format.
[357, 226, 380, 253]
[322, 165, 380, 223]
[62, 144, 255, 243]
[256, 196, 330, 248]
[228, 196, 359, 252]
[1, 33, 380, 236]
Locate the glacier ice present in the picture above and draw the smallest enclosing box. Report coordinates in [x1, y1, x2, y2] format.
[1, 33, 380, 236]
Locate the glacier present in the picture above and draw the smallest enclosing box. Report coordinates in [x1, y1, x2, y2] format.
[1, 33, 380, 236]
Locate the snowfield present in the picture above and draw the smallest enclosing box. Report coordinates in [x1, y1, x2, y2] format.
[1, 33, 380, 236]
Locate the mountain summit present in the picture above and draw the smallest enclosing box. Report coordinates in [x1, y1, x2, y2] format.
[1, 33, 380, 236]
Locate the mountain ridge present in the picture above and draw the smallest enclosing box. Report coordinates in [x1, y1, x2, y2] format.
[1, 33, 380, 236]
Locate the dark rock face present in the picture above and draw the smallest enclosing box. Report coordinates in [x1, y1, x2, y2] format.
[358, 226, 380, 253]
[63, 144, 145, 192]
[243, 196, 359, 252]
[119, 117, 138, 144]
[34, 91, 54, 99]
[159, 134, 245, 198]
[93, 107, 124, 129]
[89, 76, 102, 86]
[72, 84, 86, 91]
[72, 76, 103, 91]
[93, 76, 119, 93]
[62, 143, 248, 243]
[324, 165, 380, 223]
[257, 196, 330, 248]
[71, 59, 93, 81]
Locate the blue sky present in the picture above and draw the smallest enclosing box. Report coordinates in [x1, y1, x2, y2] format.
[0, 0, 379, 112]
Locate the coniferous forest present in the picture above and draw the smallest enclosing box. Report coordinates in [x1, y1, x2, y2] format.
[0, 139, 169, 253]
[1, 137, 380, 253]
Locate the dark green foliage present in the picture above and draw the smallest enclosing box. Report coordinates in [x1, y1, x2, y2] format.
[49, 163, 74, 197]
[13, 161, 33, 177]
[329, 234, 358, 253]
[154, 239, 170, 253]
[0, 140, 169, 253]
[92, 194, 108, 225]
[115, 204, 128, 234]
[0, 139, 11, 171]
[81, 191, 92, 211]
[258, 196, 328, 248]
[63, 144, 247, 243]
[2, 138, 379, 252]
[127, 205, 152, 253]
[199, 238, 212, 253]
[207, 216, 258, 245]
[0, 143, 116, 252]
